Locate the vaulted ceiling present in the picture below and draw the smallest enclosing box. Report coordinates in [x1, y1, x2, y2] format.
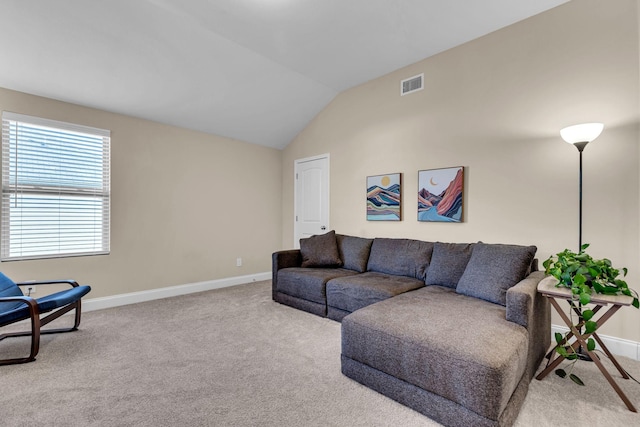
[0, 0, 567, 149]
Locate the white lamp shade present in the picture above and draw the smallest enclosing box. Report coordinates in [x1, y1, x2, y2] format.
[560, 123, 604, 144]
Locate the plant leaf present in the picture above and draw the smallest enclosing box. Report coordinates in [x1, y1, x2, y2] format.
[587, 338, 596, 352]
[567, 263, 579, 273]
[555, 332, 563, 345]
[615, 279, 628, 289]
[579, 292, 591, 305]
[576, 266, 589, 276]
[633, 298, 639, 309]
[574, 273, 587, 285]
[563, 273, 574, 286]
[592, 281, 605, 293]
[570, 374, 585, 386]
[600, 286, 619, 295]
[585, 320, 598, 334]
[555, 369, 567, 378]
[556, 346, 568, 358]
[574, 253, 587, 262]
[582, 309, 594, 321]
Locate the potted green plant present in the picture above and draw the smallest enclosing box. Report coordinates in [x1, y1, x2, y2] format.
[542, 243, 639, 385]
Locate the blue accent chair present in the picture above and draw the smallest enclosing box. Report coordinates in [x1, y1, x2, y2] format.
[0, 272, 91, 365]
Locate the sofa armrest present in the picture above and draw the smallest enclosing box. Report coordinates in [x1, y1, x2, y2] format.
[506, 270, 546, 329]
[506, 270, 551, 379]
[272, 249, 302, 300]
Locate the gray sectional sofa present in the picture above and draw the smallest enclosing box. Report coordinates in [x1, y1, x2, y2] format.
[271, 231, 550, 427]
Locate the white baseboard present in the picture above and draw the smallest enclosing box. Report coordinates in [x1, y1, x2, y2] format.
[551, 324, 640, 361]
[83, 272, 271, 312]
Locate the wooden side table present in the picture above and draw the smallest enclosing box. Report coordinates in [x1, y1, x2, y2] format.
[535, 276, 637, 412]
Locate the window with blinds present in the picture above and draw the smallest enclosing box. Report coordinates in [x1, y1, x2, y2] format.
[1, 112, 110, 261]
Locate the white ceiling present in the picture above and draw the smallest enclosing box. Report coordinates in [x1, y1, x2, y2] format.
[0, 0, 567, 149]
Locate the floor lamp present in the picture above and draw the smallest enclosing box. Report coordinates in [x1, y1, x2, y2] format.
[559, 122, 604, 361]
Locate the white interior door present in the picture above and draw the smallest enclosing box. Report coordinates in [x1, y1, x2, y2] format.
[294, 154, 330, 248]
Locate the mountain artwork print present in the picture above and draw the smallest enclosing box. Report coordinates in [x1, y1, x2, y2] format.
[367, 173, 401, 221]
[418, 167, 464, 222]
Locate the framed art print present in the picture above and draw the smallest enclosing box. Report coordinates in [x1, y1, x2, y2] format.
[418, 167, 464, 222]
[367, 173, 401, 221]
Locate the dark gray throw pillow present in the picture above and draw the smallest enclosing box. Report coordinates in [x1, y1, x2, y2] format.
[300, 230, 343, 268]
[425, 242, 474, 289]
[456, 242, 536, 306]
[336, 234, 374, 272]
[366, 238, 434, 280]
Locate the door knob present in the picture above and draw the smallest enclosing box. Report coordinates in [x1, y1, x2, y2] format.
[321, 226, 326, 231]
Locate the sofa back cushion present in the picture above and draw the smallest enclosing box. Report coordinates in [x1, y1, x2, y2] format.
[367, 238, 434, 280]
[300, 230, 343, 268]
[336, 235, 374, 273]
[425, 242, 475, 289]
[456, 242, 537, 306]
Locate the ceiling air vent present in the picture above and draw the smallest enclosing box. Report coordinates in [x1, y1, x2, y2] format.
[401, 73, 424, 96]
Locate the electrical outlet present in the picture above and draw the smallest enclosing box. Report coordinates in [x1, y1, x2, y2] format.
[236, 257, 242, 267]
[24, 285, 36, 295]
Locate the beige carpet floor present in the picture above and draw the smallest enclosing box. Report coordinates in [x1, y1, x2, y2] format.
[1, 280, 639, 426]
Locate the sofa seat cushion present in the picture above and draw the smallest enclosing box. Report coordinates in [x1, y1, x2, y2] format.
[341, 286, 529, 421]
[276, 267, 358, 304]
[326, 272, 424, 313]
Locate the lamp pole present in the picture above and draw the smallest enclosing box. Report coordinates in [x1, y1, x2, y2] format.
[560, 123, 603, 362]
[574, 141, 588, 252]
[576, 141, 590, 361]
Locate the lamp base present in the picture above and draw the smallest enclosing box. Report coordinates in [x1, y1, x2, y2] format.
[576, 345, 596, 362]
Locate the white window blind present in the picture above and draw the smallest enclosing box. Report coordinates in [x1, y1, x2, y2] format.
[1, 112, 110, 261]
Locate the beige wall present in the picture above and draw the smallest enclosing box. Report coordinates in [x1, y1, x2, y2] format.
[0, 87, 283, 298]
[283, 0, 640, 342]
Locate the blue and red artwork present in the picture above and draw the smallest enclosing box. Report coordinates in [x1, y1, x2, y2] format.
[418, 167, 464, 222]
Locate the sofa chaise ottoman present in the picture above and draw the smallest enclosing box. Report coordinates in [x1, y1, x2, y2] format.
[341, 269, 548, 427]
